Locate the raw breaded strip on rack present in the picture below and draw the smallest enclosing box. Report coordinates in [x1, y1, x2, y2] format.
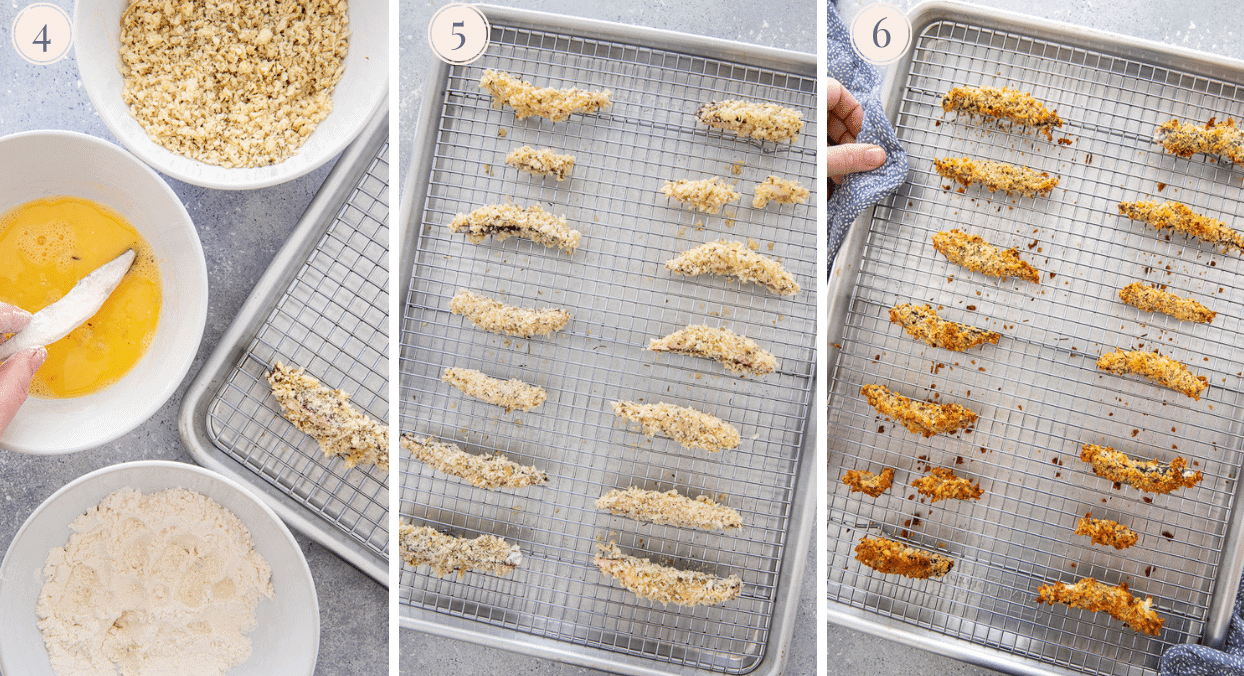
[665, 239, 800, 295]
[611, 401, 741, 452]
[660, 177, 740, 214]
[695, 99, 803, 143]
[400, 433, 548, 490]
[933, 157, 1059, 197]
[752, 176, 810, 208]
[1096, 349, 1208, 400]
[1119, 283, 1215, 324]
[932, 229, 1040, 283]
[1079, 444, 1202, 494]
[1155, 117, 1244, 165]
[854, 536, 954, 579]
[1118, 200, 1244, 253]
[842, 468, 895, 498]
[1036, 578, 1164, 635]
[449, 203, 581, 253]
[861, 384, 977, 438]
[442, 367, 547, 412]
[450, 289, 570, 338]
[399, 524, 523, 578]
[940, 85, 1063, 140]
[505, 145, 575, 180]
[912, 467, 983, 503]
[479, 70, 611, 121]
[593, 542, 742, 606]
[889, 303, 1000, 352]
[595, 487, 743, 531]
[267, 362, 389, 471]
[647, 324, 778, 377]
[1075, 513, 1139, 550]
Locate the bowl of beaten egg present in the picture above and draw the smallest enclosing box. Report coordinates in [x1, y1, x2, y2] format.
[0, 130, 207, 454]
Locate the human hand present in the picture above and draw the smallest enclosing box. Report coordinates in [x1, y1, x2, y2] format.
[0, 304, 47, 436]
[828, 77, 887, 186]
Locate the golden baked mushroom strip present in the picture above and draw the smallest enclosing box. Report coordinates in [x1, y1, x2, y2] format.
[889, 303, 1000, 351]
[1155, 118, 1244, 165]
[912, 467, 983, 502]
[933, 157, 1059, 197]
[479, 70, 611, 121]
[695, 99, 804, 143]
[449, 289, 570, 338]
[1096, 349, 1208, 400]
[646, 324, 778, 377]
[660, 177, 740, 214]
[505, 146, 575, 180]
[449, 203, 582, 253]
[932, 229, 1040, 283]
[596, 487, 743, 531]
[1075, 513, 1138, 550]
[1119, 200, 1244, 253]
[665, 239, 800, 295]
[940, 85, 1063, 139]
[861, 383, 977, 438]
[1079, 444, 1202, 494]
[1036, 578, 1163, 635]
[854, 536, 954, 579]
[611, 401, 740, 452]
[441, 367, 547, 412]
[1120, 282, 1215, 323]
[266, 361, 389, 471]
[593, 542, 742, 606]
[400, 433, 548, 490]
[399, 524, 523, 578]
[752, 176, 810, 208]
[842, 468, 895, 498]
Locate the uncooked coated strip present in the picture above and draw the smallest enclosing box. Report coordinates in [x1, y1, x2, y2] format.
[695, 99, 803, 143]
[647, 324, 778, 377]
[1036, 578, 1163, 635]
[593, 542, 742, 606]
[1075, 513, 1138, 550]
[1155, 117, 1244, 165]
[399, 524, 522, 578]
[752, 176, 809, 208]
[449, 203, 581, 253]
[1096, 349, 1208, 400]
[1119, 283, 1215, 324]
[854, 536, 954, 579]
[889, 303, 1000, 351]
[267, 362, 388, 471]
[442, 367, 546, 412]
[595, 487, 743, 531]
[1119, 200, 1244, 253]
[505, 145, 575, 180]
[842, 468, 895, 498]
[665, 239, 800, 295]
[611, 401, 740, 452]
[940, 85, 1063, 139]
[1079, 444, 1202, 494]
[660, 177, 740, 214]
[449, 289, 570, 338]
[861, 383, 977, 438]
[934, 157, 1058, 197]
[479, 70, 611, 121]
[912, 467, 983, 502]
[400, 433, 548, 490]
[932, 229, 1040, 283]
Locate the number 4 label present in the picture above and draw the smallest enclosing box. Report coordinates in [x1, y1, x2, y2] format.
[850, 4, 912, 66]
[12, 3, 73, 65]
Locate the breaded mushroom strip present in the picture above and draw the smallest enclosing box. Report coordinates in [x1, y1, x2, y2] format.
[596, 487, 743, 530]
[1155, 117, 1244, 165]
[505, 146, 576, 180]
[450, 289, 570, 338]
[889, 303, 1000, 351]
[660, 177, 740, 214]
[449, 203, 582, 253]
[1096, 349, 1208, 400]
[401, 433, 548, 490]
[1120, 283, 1215, 324]
[593, 542, 742, 606]
[665, 239, 800, 295]
[1080, 444, 1202, 494]
[1119, 200, 1244, 253]
[399, 524, 523, 578]
[647, 324, 778, 377]
[479, 70, 611, 121]
[932, 229, 1040, 283]
[913, 467, 983, 503]
[1036, 578, 1163, 635]
[854, 536, 954, 579]
[861, 384, 977, 438]
[752, 176, 810, 208]
[1075, 513, 1139, 550]
[695, 99, 804, 143]
[941, 85, 1063, 140]
[934, 157, 1059, 197]
[842, 468, 895, 498]
[442, 367, 547, 412]
[267, 362, 389, 471]
[611, 401, 740, 452]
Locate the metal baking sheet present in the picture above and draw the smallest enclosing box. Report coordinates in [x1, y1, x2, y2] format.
[826, 3, 1244, 675]
[398, 6, 816, 676]
[179, 109, 389, 584]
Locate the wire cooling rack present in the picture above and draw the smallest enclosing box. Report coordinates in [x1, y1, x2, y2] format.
[398, 15, 816, 676]
[827, 13, 1244, 676]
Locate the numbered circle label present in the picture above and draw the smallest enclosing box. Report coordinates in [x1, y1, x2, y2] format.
[12, 3, 73, 65]
[428, 4, 490, 65]
[850, 3, 911, 66]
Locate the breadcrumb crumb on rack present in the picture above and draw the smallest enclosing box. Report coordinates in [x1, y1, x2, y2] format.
[842, 468, 895, 498]
[266, 362, 388, 471]
[1036, 578, 1163, 635]
[861, 383, 977, 438]
[665, 239, 800, 295]
[449, 203, 582, 253]
[660, 177, 740, 214]
[442, 367, 547, 412]
[932, 229, 1040, 283]
[1096, 349, 1208, 400]
[889, 303, 1000, 351]
[400, 433, 548, 490]
[913, 467, 983, 502]
[854, 536, 954, 579]
[596, 487, 743, 531]
[695, 99, 804, 143]
[647, 324, 778, 377]
[1119, 283, 1215, 324]
[1075, 513, 1139, 550]
[399, 524, 523, 578]
[934, 157, 1059, 197]
[449, 289, 570, 338]
[479, 70, 611, 121]
[505, 145, 576, 180]
[611, 401, 741, 452]
[940, 85, 1063, 140]
[1079, 444, 1202, 494]
[593, 542, 742, 606]
[1118, 200, 1244, 253]
[752, 176, 810, 208]
[1155, 117, 1244, 165]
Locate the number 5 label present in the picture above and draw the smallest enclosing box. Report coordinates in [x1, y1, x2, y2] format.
[428, 4, 490, 66]
[12, 3, 73, 65]
[849, 4, 912, 66]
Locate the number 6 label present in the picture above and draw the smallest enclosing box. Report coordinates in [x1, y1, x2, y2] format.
[11, 3, 73, 66]
[849, 4, 912, 66]
[428, 4, 490, 66]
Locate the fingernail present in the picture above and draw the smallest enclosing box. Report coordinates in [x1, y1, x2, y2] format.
[864, 146, 887, 167]
[30, 347, 47, 370]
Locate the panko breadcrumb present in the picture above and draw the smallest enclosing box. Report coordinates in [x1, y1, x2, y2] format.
[449, 203, 581, 253]
[611, 401, 740, 452]
[400, 433, 548, 490]
[505, 146, 575, 180]
[854, 536, 954, 579]
[912, 467, 983, 503]
[1118, 200, 1244, 253]
[1096, 349, 1208, 400]
[752, 176, 810, 208]
[696, 100, 803, 143]
[1075, 513, 1139, 550]
[1037, 578, 1163, 635]
[1155, 118, 1244, 165]
[934, 157, 1058, 197]
[1119, 283, 1215, 324]
[1079, 444, 1202, 494]
[593, 542, 742, 606]
[119, 0, 349, 168]
[932, 229, 1040, 283]
[941, 86, 1063, 140]
[861, 384, 977, 438]
[889, 303, 1000, 351]
[647, 324, 778, 377]
[479, 70, 610, 121]
[442, 367, 546, 412]
[596, 487, 743, 531]
[665, 239, 800, 295]
[661, 177, 740, 214]
[267, 362, 388, 471]
[399, 524, 522, 578]
[842, 468, 895, 498]
[450, 289, 570, 338]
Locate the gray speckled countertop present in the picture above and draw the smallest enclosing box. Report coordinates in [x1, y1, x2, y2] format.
[0, 2, 386, 674]
[398, 2, 816, 675]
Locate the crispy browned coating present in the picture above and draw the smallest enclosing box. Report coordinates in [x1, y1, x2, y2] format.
[1155, 118, 1244, 165]
[934, 157, 1059, 197]
[593, 542, 742, 606]
[889, 303, 1000, 351]
[665, 239, 800, 295]
[1119, 200, 1244, 253]
[595, 487, 743, 531]
[1120, 283, 1215, 324]
[1037, 578, 1163, 635]
[861, 384, 977, 438]
[1079, 444, 1202, 494]
[1075, 513, 1138, 550]
[912, 467, 983, 502]
[400, 433, 548, 490]
[842, 468, 895, 498]
[611, 401, 740, 452]
[854, 536, 954, 579]
[695, 100, 803, 143]
[267, 362, 388, 471]
[1096, 349, 1208, 400]
[449, 289, 570, 338]
[932, 229, 1040, 283]
[479, 70, 610, 121]
[449, 203, 582, 253]
[647, 324, 778, 377]
[399, 524, 523, 578]
[941, 86, 1063, 140]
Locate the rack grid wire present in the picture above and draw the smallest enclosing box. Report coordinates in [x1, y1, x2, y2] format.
[827, 18, 1244, 676]
[398, 23, 816, 676]
[204, 142, 390, 565]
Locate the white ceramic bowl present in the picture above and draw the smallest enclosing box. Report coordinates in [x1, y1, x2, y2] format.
[0, 461, 319, 675]
[74, 0, 389, 190]
[0, 130, 208, 454]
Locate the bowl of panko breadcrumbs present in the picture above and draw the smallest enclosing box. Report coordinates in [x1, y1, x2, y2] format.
[74, 0, 387, 190]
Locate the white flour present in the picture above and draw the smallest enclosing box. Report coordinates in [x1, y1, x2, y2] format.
[36, 488, 274, 676]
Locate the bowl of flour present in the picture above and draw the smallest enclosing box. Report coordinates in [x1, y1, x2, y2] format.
[0, 461, 318, 675]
